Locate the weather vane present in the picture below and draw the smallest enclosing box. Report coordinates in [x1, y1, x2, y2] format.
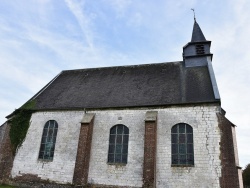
[191, 8, 196, 21]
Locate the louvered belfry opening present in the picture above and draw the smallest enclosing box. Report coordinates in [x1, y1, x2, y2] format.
[195, 44, 205, 55]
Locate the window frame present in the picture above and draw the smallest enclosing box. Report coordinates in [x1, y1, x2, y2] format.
[107, 124, 129, 165]
[171, 123, 194, 167]
[38, 120, 58, 161]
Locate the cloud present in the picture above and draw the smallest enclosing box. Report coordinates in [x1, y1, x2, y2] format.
[0, 0, 249, 169]
[207, 0, 250, 167]
[104, 0, 132, 18]
[64, 0, 95, 49]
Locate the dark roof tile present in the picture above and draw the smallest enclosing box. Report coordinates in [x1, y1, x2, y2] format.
[191, 21, 206, 42]
[31, 62, 218, 110]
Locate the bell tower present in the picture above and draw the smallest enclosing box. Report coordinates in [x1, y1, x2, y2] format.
[183, 19, 213, 67]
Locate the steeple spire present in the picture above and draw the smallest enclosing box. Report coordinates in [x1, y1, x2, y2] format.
[182, 16, 212, 67]
[182, 15, 219, 99]
[191, 19, 206, 42]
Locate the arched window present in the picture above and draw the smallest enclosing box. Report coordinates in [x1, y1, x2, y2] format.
[108, 124, 129, 164]
[38, 120, 58, 160]
[171, 123, 194, 165]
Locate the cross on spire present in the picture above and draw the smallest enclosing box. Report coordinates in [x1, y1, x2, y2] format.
[191, 8, 196, 21]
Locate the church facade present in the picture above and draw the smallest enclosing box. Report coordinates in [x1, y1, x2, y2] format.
[0, 20, 243, 187]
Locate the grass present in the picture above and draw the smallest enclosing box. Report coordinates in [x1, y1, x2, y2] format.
[0, 185, 16, 188]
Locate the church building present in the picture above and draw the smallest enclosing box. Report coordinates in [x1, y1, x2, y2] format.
[0, 20, 243, 187]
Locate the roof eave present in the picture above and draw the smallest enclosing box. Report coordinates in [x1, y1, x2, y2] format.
[24, 100, 221, 113]
[183, 41, 211, 49]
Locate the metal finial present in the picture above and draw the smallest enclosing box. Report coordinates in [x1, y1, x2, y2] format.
[191, 8, 196, 21]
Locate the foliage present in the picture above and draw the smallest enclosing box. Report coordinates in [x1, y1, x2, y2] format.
[243, 164, 250, 187]
[9, 100, 35, 155]
[20, 100, 36, 110]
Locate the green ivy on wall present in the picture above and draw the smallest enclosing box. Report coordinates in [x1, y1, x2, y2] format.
[9, 100, 35, 154]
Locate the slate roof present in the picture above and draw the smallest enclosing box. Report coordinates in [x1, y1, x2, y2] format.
[29, 61, 219, 111]
[191, 20, 206, 42]
[7, 20, 219, 114]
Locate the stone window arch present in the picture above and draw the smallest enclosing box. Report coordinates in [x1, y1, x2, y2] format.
[108, 124, 129, 164]
[38, 120, 58, 160]
[171, 123, 194, 166]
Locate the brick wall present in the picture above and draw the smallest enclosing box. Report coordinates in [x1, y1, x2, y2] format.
[0, 122, 14, 182]
[73, 114, 95, 184]
[217, 113, 240, 188]
[143, 112, 157, 187]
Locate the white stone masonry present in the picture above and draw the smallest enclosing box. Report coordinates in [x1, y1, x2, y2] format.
[11, 104, 222, 187]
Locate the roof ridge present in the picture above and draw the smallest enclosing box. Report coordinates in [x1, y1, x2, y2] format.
[62, 61, 183, 73]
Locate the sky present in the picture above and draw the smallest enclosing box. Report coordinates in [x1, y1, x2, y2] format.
[0, 0, 249, 168]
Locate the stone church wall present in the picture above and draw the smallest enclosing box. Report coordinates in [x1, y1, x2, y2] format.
[11, 111, 82, 183]
[11, 104, 223, 187]
[156, 105, 221, 187]
[87, 110, 145, 187]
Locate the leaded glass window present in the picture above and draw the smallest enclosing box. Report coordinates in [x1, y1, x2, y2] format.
[108, 124, 129, 164]
[38, 120, 58, 160]
[171, 123, 194, 166]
